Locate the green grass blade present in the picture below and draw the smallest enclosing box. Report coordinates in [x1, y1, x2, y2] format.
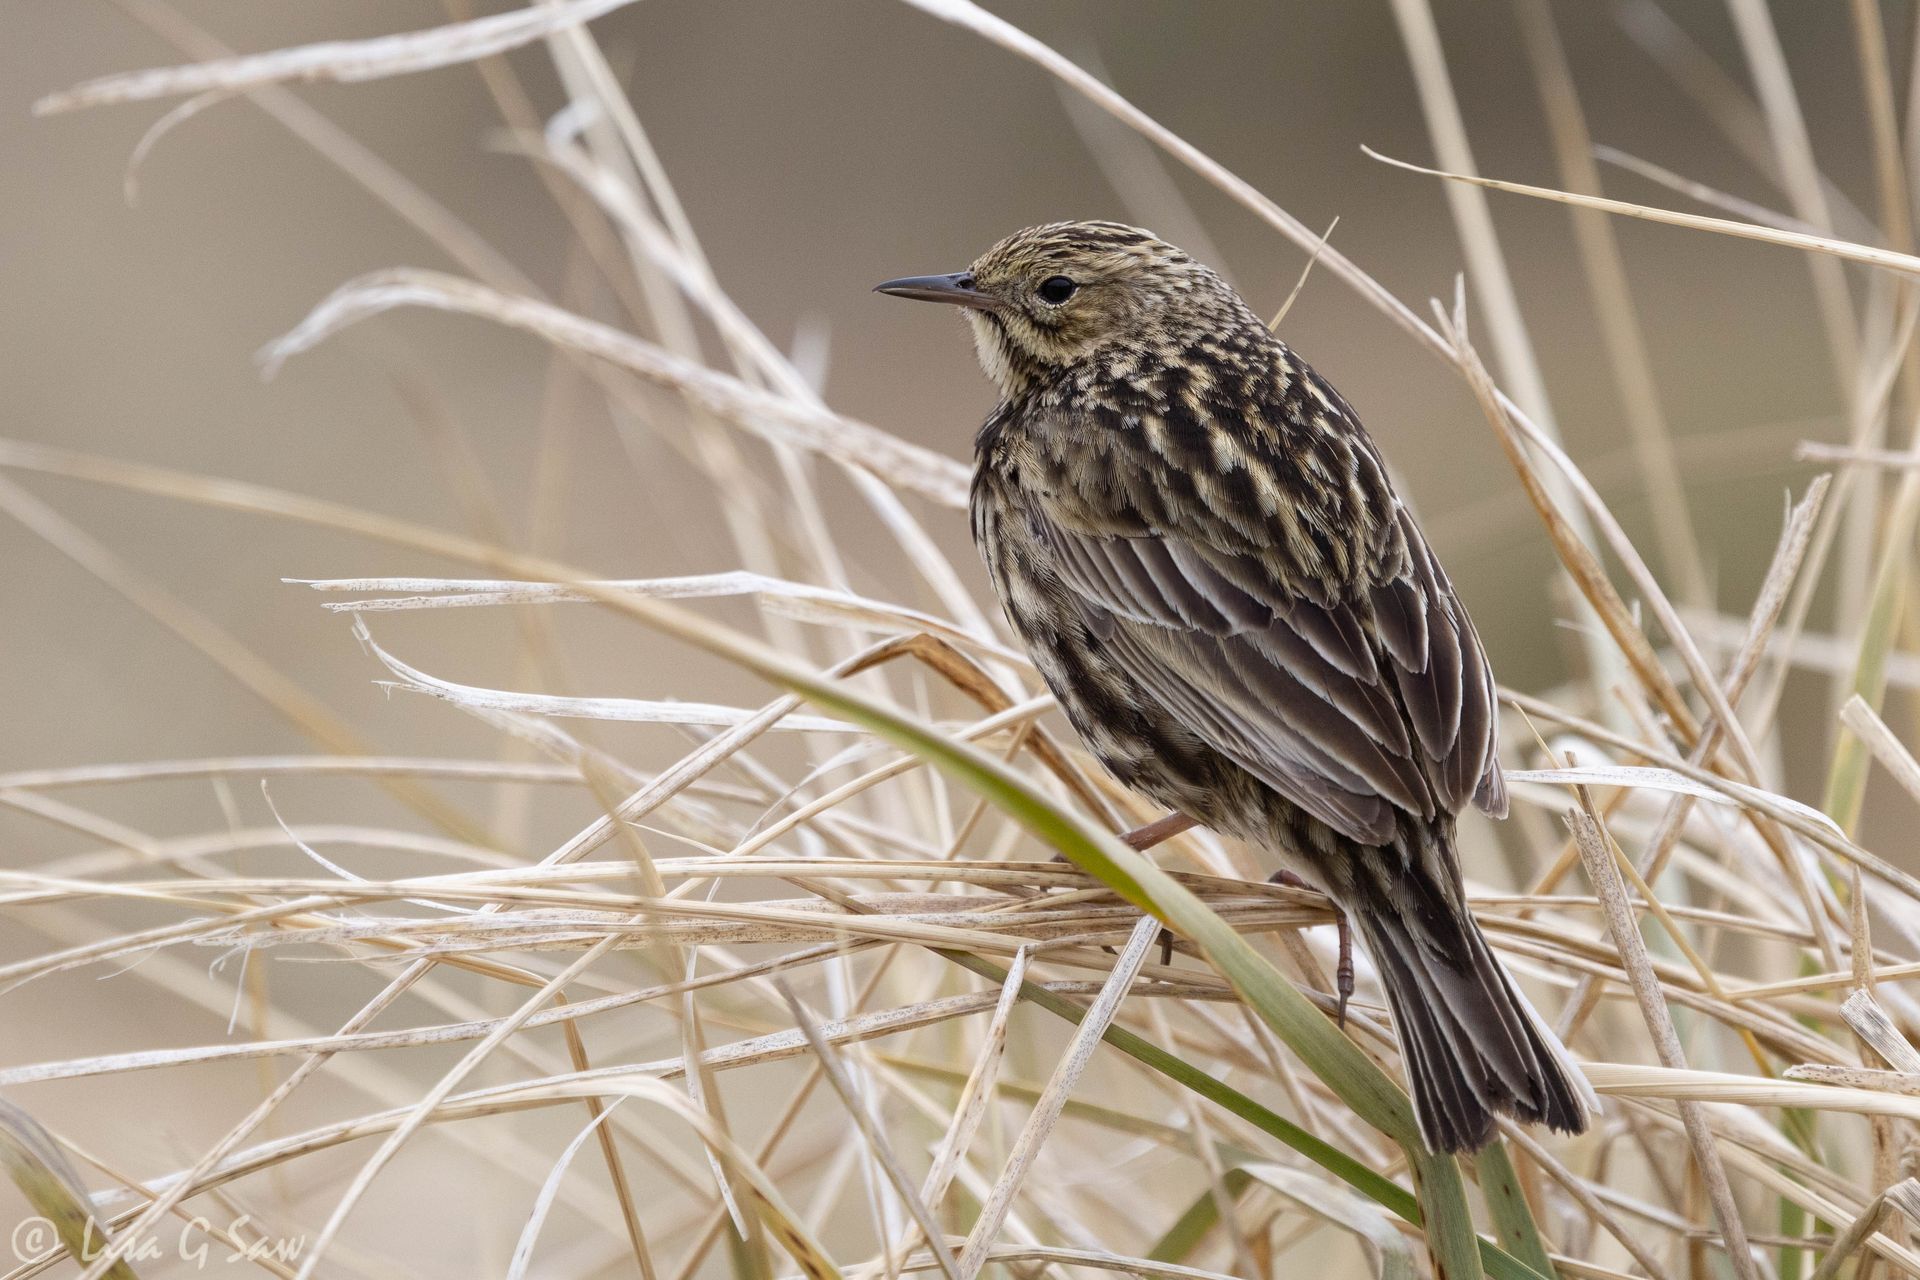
[0, 1099, 142, 1280]
[1476, 1141, 1557, 1278]
[1778, 1196, 1806, 1280]
[1146, 1168, 1253, 1263]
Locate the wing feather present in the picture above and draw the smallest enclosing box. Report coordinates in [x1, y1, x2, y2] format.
[1101, 624, 1401, 842]
[1034, 502, 1500, 842]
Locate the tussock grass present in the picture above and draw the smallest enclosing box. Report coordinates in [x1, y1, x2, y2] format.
[6, 3, 1920, 1279]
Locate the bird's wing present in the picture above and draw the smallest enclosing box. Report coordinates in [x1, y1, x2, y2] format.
[1033, 501, 1504, 846]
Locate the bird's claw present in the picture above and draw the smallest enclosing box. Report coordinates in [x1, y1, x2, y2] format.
[1268, 868, 1352, 1028]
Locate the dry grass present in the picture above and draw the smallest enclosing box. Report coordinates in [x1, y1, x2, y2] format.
[5, 3, 1920, 1279]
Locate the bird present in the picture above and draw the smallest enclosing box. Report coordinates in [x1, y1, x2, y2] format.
[875, 221, 1594, 1153]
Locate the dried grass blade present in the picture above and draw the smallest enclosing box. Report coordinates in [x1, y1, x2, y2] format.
[0, 755, 587, 791]
[1781, 1065, 1920, 1094]
[302, 572, 1018, 661]
[1386, 0, 1631, 700]
[357, 620, 856, 731]
[1841, 990, 1920, 1074]
[1807, 1178, 1920, 1280]
[1798, 442, 1920, 469]
[919, 948, 1029, 1210]
[1384, 0, 1556, 433]
[1594, 144, 1825, 237]
[1434, 308, 1690, 729]
[36, 0, 645, 114]
[520, 1077, 846, 1279]
[504, 1101, 629, 1280]
[776, 981, 962, 1280]
[109, 0, 536, 292]
[1839, 694, 1920, 812]
[1239, 1162, 1419, 1280]
[1507, 766, 1844, 840]
[1568, 805, 1756, 1280]
[285, 933, 627, 1280]
[1722, 0, 1859, 379]
[261, 270, 970, 507]
[1366, 148, 1920, 280]
[955, 917, 1159, 1280]
[1505, 687, 1920, 906]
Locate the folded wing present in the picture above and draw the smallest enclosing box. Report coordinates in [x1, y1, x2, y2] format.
[1034, 502, 1504, 846]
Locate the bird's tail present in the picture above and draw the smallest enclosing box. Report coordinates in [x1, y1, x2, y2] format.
[1347, 848, 1597, 1153]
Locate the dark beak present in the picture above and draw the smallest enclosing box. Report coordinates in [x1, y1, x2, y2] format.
[872, 272, 1001, 312]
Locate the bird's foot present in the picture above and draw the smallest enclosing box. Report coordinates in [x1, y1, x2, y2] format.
[1267, 869, 1353, 1028]
[1113, 812, 1196, 965]
[1334, 916, 1353, 1029]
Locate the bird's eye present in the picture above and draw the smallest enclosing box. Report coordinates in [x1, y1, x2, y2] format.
[1036, 275, 1078, 305]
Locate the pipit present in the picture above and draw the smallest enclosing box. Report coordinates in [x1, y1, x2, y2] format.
[878, 221, 1593, 1153]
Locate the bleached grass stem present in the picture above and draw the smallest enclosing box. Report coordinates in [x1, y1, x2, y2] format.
[1568, 806, 1756, 1280]
[955, 916, 1160, 1280]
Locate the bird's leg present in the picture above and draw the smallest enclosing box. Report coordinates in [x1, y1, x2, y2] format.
[1334, 921, 1353, 1029]
[1118, 810, 1199, 851]
[1114, 811, 1198, 965]
[1267, 868, 1352, 1029]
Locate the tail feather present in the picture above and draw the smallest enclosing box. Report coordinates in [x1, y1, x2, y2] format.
[1349, 857, 1595, 1153]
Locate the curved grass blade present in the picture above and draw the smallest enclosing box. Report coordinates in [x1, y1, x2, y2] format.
[0, 1099, 142, 1280]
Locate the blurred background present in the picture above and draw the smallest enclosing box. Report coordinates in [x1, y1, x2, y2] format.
[4, 1, 1875, 765]
[0, 2, 1900, 1274]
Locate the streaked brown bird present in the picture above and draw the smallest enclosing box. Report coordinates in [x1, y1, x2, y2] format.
[877, 221, 1594, 1152]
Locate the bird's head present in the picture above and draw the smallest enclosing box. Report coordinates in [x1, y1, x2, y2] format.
[876, 221, 1257, 399]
